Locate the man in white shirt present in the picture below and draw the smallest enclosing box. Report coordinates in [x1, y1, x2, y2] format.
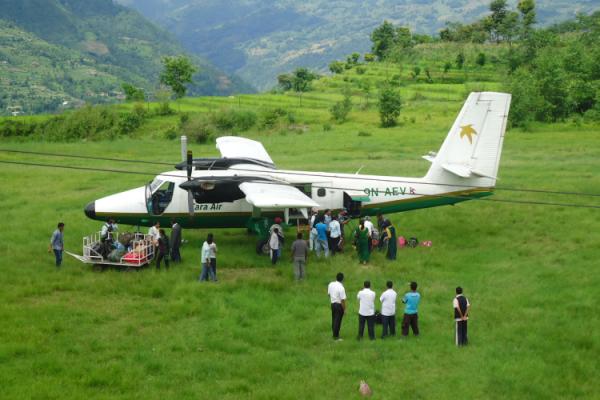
[269, 228, 281, 265]
[357, 281, 376, 340]
[363, 217, 374, 252]
[148, 221, 160, 245]
[199, 233, 216, 282]
[380, 281, 397, 338]
[327, 272, 347, 340]
[328, 216, 341, 255]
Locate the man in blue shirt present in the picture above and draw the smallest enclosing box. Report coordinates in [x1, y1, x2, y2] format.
[48, 222, 65, 267]
[401, 281, 420, 337]
[314, 217, 329, 257]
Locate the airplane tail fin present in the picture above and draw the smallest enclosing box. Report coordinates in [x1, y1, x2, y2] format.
[424, 92, 511, 188]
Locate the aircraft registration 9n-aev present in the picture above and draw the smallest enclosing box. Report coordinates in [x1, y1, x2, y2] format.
[84, 92, 510, 239]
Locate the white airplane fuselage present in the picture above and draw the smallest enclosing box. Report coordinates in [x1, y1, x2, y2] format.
[84, 92, 510, 230]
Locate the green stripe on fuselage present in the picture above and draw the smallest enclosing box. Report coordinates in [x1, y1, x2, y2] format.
[360, 190, 494, 216]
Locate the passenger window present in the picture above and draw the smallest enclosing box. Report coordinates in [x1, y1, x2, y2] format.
[317, 188, 326, 197]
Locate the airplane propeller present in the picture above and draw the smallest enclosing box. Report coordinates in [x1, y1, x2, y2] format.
[186, 150, 194, 215]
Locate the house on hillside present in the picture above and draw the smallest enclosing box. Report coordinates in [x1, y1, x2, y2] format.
[7, 105, 23, 116]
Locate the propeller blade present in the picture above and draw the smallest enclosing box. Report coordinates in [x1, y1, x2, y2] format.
[186, 150, 193, 181]
[187, 191, 195, 216]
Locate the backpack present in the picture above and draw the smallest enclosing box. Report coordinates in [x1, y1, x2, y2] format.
[398, 236, 407, 248]
[408, 237, 419, 248]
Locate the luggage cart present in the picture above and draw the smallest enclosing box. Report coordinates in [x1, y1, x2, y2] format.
[67, 231, 155, 269]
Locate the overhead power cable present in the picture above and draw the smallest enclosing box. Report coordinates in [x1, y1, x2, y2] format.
[2, 148, 600, 199]
[1, 159, 599, 210]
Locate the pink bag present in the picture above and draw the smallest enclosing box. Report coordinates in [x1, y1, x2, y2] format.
[398, 236, 407, 248]
[359, 380, 372, 396]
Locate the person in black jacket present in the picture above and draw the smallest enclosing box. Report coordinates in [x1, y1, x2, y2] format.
[170, 219, 182, 263]
[453, 287, 470, 346]
[156, 229, 170, 270]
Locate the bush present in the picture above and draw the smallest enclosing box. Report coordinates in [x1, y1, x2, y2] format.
[476, 52, 486, 67]
[180, 114, 215, 143]
[322, 123, 332, 131]
[260, 109, 285, 129]
[358, 130, 372, 137]
[330, 91, 352, 123]
[42, 105, 120, 141]
[156, 101, 174, 116]
[356, 66, 366, 75]
[211, 108, 258, 132]
[213, 109, 236, 131]
[0, 120, 37, 138]
[329, 61, 345, 74]
[378, 86, 402, 127]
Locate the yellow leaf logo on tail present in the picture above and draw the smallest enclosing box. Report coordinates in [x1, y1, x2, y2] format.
[460, 124, 477, 144]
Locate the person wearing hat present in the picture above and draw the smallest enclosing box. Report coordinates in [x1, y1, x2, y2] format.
[269, 217, 284, 258]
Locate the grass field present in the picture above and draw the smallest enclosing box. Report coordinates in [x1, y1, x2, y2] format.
[1, 65, 600, 399]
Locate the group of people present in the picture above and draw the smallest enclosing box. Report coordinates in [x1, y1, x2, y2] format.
[147, 220, 183, 269]
[353, 215, 398, 265]
[308, 209, 349, 257]
[327, 273, 471, 346]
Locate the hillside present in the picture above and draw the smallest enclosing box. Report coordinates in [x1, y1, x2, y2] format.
[0, 0, 253, 115]
[116, 0, 599, 90]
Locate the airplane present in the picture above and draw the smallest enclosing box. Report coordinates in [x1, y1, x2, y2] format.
[83, 92, 511, 249]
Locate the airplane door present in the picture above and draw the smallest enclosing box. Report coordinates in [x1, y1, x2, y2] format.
[312, 183, 343, 210]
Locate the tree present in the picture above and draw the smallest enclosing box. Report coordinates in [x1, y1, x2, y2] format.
[456, 52, 465, 69]
[359, 79, 372, 107]
[121, 83, 145, 102]
[277, 73, 293, 90]
[395, 27, 413, 48]
[364, 53, 376, 62]
[159, 56, 197, 100]
[476, 52, 487, 67]
[291, 68, 317, 93]
[490, 0, 508, 42]
[443, 61, 452, 73]
[378, 85, 402, 127]
[329, 61, 345, 74]
[371, 21, 396, 60]
[518, 0, 536, 39]
[499, 11, 520, 45]
[330, 88, 353, 123]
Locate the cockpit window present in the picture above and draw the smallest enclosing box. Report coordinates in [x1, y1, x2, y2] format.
[150, 178, 164, 193]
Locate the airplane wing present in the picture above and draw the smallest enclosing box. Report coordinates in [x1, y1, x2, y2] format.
[239, 182, 319, 209]
[216, 136, 275, 166]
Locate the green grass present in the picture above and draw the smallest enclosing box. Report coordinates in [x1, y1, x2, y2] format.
[1, 67, 600, 399]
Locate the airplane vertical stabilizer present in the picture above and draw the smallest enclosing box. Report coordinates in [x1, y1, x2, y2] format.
[424, 92, 511, 187]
